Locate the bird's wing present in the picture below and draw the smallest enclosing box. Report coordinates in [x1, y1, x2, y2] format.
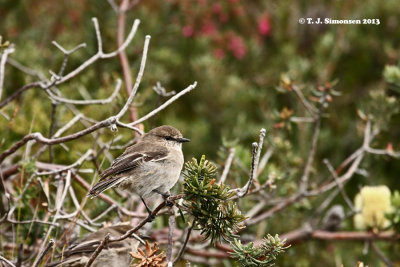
[88, 143, 168, 197]
[100, 143, 169, 180]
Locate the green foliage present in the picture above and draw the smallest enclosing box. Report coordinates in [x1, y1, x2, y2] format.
[18, 158, 36, 175]
[183, 155, 245, 243]
[358, 90, 399, 130]
[0, 35, 11, 50]
[386, 190, 400, 232]
[384, 65, 400, 93]
[230, 234, 289, 267]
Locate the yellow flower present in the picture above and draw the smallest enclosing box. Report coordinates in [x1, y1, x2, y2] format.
[353, 185, 392, 230]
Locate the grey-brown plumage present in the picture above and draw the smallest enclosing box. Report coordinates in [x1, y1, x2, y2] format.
[88, 125, 189, 214]
[46, 224, 139, 267]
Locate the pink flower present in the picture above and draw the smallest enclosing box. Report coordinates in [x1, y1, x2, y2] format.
[200, 21, 217, 36]
[213, 48, 225, 59]
[182, 25, 194, 37]
[227, 35, 247, 59]
[212, 3, 222, 14]
[258, 15, 271, 36]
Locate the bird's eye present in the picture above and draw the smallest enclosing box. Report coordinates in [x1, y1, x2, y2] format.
[164, 136, 174, 141]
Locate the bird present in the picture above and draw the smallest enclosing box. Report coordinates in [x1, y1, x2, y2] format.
[46, 224, 140, 267]
[88, 125, 190, 216]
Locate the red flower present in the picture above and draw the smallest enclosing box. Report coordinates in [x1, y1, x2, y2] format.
[227, 35, 247, 59]
[213, 48, 225, 59]
[212, 3, 222, 14]
[200, 21, 217, 36]
[258, 15, 271, 36]
[182, 25, 194, 37]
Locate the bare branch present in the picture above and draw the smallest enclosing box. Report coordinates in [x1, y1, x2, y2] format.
[0, 255, 16, 267]
[46, 79, 122, 105]
[323, 159, 355, 211]
[219, 147, 235, 184]
[233, 128, 266, 198]
[173, 224, 194, 265]
[84, 233, 110, 267]
[291, 84, 317, 118]
[166, 211, 176, 264]
[32, 239, 55, 267]
[115, 35, 150, 120]
[298, 113, 321, 193]
[0, 46, 15, 101]
[128, 82, 198, 126]
[36, 149, 93, 176]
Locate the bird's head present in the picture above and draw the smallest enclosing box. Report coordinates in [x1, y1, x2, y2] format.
[142, 125, 190, 147]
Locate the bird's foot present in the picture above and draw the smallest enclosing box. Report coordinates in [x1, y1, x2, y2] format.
[165, 196, 174, 207]
[153, 189, 174, 207]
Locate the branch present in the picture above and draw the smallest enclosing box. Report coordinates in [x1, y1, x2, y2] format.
[32, 239, 55, 267]
[128, 82, 198, 126]
[0, 255, 16, 267]
[323, 159, 355, 211]
[173, 224, 194, 265]
[84, 195, 184, 264]
[219, 147, 235, 184]
[84, 233, 110, 267]
[233, 128, 266, 198]
[166, 211, 176, 264]
[298, 112, 321, 193]
[0, 46, 15, 101]
[46, 79, 122, 105]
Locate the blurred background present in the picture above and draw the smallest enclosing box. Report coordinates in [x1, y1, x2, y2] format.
[1, 0, 400, 266]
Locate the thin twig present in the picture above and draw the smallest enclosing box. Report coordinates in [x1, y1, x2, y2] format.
[291, 84, 317, 118]
[84, 233, 110, 267]
[0, 255, 16, 267]
[219, 147, 235, 184]
[35, 149, 93, 176]
[173, 224, 194, 265]
[46, 79, 122, 105]
[32, 239, 55, 267]
[370, 241, 393, 267]
[233, 128, 266, 197]
[166, 211, 176, 263]
[85, 195, 184, 264]
[299, 112, 321, 193]
[0, 46, 15, 101]
[128, 82, 198, 126]
[323, 159, 355, 211]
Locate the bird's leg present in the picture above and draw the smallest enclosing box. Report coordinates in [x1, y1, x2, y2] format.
[140, 196, 155, 221]
[153, 189, 174, 207]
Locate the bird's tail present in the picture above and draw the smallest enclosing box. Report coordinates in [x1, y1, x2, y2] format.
[88, 177, 127, 198]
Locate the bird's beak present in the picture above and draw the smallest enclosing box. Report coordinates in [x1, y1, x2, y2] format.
[177, 137, 190, 143]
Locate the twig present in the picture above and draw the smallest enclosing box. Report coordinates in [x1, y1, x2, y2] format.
[166, 211, 176, 263]
[290, 84, 317, 118]
[85, 195, 184, 264]
[32, 239, 55, 267]
[219, 147, 235, 184]
[84, 233, 110, 267]
[117, 0, 140, 124]
[173, 224, 194, 265]
[0, 81, 42, 109]
[233, 128, 266, 197]
[0, 46, 15, 101]
[0, 255, 16, 267]
[128, 82, 198, 126]
[46, 79, 122, 105]
[370, 241, 393, 267]
[298, 113, 321, 193]
[323, 159, 355, 211]
[35, 149, 93, 176]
